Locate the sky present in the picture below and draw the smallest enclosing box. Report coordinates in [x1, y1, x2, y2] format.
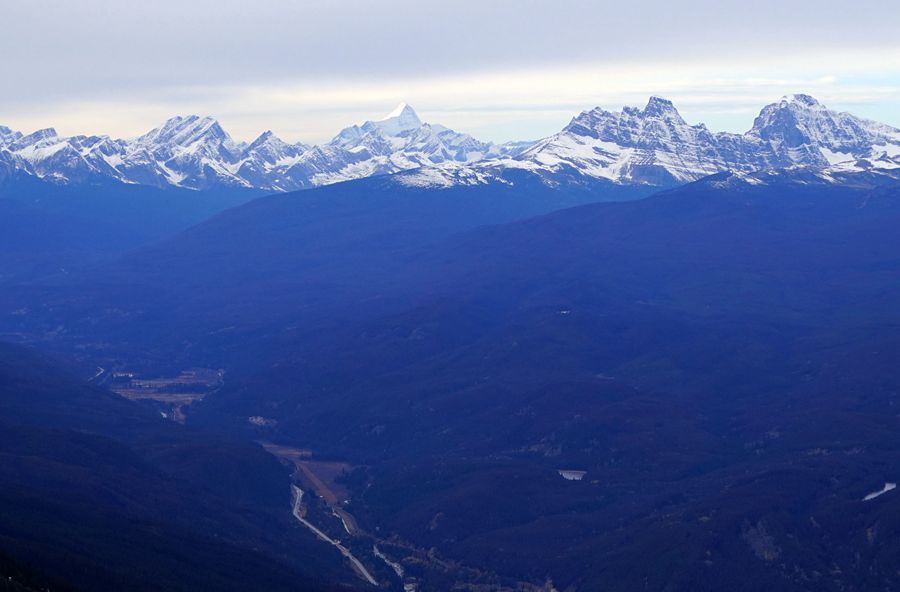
[2, 0, 899, 144]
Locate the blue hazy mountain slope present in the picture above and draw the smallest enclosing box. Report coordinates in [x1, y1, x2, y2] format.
[0, 175, 264, 284]
[0, 171, 653, 369]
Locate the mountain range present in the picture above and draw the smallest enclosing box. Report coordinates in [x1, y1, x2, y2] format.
[2, 95, 898, 193]
[0, 103, 527, 192]
[403, 94, 900, 188]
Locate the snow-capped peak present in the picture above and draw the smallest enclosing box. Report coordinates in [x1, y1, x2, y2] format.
[247, 130, 283, 151]
[249, 129, 273, 143]
[0, 125, 22, 147]
[136, 115, 231, 149]
[643, 96, 683, 118]
[781, 94, 822, 107]
[13, 128, 60, 149]
[379, 102, 414, 121]
[748, 94, 900, 166]
[243, 130, 307, 165]
[330, 105, 425, 147]
[366, 103, 423, 136]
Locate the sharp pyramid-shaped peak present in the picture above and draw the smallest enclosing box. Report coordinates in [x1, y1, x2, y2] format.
[248, 130, 282, 149]
[378, 102, 419, 122]
[368, 102, 423, 135]
[332, 102, 425, 145]
[244, 129, 307, 162]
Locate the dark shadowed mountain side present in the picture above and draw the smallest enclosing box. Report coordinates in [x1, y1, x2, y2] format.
[0, 171, 653, 371]
[0, 343, 357, 592]
[0, 175, 264, 284]
[4, 168, 900, 590]
[178, 170, 900, 591]
[0, 550, 79, 592]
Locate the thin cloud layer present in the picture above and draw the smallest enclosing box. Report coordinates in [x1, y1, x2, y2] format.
[3, 0, 899, 142]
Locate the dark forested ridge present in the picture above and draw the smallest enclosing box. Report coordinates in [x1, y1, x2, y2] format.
[0, 172, 651, 370]
[2, 169, 900, 590]
[0, 343, 356, 592]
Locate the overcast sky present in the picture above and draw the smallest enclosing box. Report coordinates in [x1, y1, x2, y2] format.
[3, 0, 899, 143]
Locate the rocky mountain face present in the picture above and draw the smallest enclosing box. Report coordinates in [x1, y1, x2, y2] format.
[747, 94, 900, 168]
[2, 96, 898, 192]
[494, 94, 900, 186]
